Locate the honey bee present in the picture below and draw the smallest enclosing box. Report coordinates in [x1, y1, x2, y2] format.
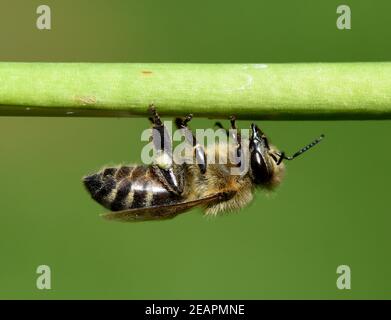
[83, 105, 324, 222]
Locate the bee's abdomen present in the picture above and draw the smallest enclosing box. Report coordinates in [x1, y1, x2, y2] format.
[83, 165, 179, 211]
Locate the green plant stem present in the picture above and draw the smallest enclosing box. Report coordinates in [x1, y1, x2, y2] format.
[0, 62, 391, 120]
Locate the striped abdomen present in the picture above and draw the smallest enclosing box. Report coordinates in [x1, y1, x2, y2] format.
[83, 165, 180, 211]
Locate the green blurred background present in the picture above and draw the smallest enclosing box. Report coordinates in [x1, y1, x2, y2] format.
[0, 0, 390, 299]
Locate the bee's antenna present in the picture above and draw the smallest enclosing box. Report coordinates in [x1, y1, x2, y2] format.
[277, 134, 325, 165]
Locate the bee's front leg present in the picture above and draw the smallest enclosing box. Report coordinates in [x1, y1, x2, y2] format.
[175, 114, 207, 174]
[214, 117, 241, 167]
[148, 104, 184, 195]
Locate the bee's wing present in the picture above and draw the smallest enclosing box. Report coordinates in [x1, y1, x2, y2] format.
[101, 191, 235, 222]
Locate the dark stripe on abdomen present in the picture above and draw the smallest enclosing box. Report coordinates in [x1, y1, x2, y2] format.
[115, 166, 132, 179]
[130, 166, 148, 180]
[110, 179, 132, 211]
[83, 173, 102, 195]
[103, 167, 117, 177]
[130, 181, 149, 209]
[93, 176, 116, 203]
[150, 187, 177, 207]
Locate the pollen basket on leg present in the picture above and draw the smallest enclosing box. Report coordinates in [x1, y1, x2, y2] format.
[155, 151, 173, 169]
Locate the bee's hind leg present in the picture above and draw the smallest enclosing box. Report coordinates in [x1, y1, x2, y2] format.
[229, 116, 242, 167]
[175, 114, 207, 174]
[148, 104, 184, 195]
[148, 104, 172, 156]
[214, 121, 227, 132]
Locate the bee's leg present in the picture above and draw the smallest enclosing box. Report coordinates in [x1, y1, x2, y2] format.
[175, 114, 207, 174]
[215, 121, 233, 137]
[148, 104, 173, 163]
[148, 104, 184, 195]
[229, 116, 242, 167]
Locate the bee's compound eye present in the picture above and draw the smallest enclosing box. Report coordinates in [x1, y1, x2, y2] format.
[251, 151, 272, 184]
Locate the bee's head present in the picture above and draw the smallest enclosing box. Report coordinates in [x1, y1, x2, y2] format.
[249, 123, 324, 189]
